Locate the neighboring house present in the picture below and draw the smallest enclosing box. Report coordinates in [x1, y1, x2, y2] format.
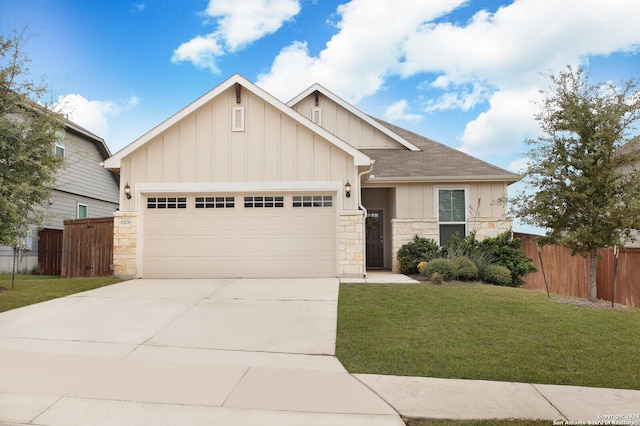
[0, 120, 120, 274]
[103, 74, 519, 279]
[616, 135, 640, 248]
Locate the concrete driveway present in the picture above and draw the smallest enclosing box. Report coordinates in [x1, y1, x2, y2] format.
[0, 278, 402, 426]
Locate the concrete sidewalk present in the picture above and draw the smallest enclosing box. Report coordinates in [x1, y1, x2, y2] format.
[358, 374, 640, 423]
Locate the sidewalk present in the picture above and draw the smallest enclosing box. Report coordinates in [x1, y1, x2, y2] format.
[358, 374, 640, 423]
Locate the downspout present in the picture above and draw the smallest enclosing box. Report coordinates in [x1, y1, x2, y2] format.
[358, 161, 375, 277]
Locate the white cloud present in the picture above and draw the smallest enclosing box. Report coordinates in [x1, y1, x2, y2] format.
[206, 0, 300, 50]
[384, 100, 421, 123]
[425, 81, 490, 112]
[172, 35, 223, 73]
[257, 0, 640, 156]
[257, 0, 467, 102]
[55, 94, 140, 139]
[458, 88, 541, 155]
[507, 158, 530, 174]
[172, 0, 300, 72]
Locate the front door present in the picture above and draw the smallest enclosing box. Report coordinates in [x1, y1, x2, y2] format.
[366, 210, 384, 268]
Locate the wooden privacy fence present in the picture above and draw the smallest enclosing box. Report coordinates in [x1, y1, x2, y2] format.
[61, 217, 114, 278]
[38, 229, 63, 276]
[516, 233, 640, 308]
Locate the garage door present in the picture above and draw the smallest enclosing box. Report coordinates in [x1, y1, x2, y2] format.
[142, 193, 337, 278]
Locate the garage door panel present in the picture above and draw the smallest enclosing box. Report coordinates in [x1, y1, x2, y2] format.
[143, 193, 337, 278]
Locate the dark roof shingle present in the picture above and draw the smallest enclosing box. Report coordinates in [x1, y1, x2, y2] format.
[362, 118, 521, 183]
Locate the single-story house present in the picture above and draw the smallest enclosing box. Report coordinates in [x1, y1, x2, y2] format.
[0, 120, 120, 274]
[103, 74, 519, 279]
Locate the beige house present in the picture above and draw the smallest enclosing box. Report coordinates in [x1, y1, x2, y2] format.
[103, 74, 519, 279]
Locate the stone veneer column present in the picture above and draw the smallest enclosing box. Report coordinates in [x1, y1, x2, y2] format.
[391, 219, 438, 272]
[339, 210, 365, 277]
[113, 211, 138, 279]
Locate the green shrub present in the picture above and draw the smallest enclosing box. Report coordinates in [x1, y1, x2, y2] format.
[453, 256, 479, 281]
[481, 264, 513, 286]
[429, 272, 443, 284]
[420, 258, 458, 281]
[478, 231, 537, 287]
[397, 236, 441, 274]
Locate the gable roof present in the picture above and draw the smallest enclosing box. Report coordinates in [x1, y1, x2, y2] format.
[65, 120, 112, 161]
[287, 84, 421, 152]
[363, 118, 521, 183]
[103, 74, 371, 170]
[617, 135, 640, 156]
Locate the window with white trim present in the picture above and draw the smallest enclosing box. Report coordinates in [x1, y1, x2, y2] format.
[147, 197, 187, 209]
[438, 189, 466, 246]
[244, 196, 284, 208]
[195, 196, 235, 209]
[292, 195, 333, 208]
[54, 141, 65, 157]
[77, 203, 88, 219]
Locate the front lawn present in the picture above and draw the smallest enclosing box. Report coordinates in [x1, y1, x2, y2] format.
[336, 282, 640, 390]
[0, 274, 122, 312]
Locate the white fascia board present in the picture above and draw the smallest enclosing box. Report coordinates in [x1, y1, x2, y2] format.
[103, 76, 245, 169]
[104, 74, 371, 169]
[287, 84, 421, 152]
[135, 181, 343, 193]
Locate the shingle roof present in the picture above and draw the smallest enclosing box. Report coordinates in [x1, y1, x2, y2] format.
[617, 135, 640, 156]
[362, 118, 521, 183]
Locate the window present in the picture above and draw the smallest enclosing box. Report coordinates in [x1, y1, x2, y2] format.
[77, 203, 88, 219]
[438, 189, 466, 246]
[293, 195, 333, 208]
[244, 196, 284, 208]
[147, 197, 187, 209]
[195, 196, 235, 209]
[54, 141, 65, 157]
[232, 106, 245, 131]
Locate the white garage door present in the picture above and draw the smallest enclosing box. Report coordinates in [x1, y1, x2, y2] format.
[142, 192, 337, 278]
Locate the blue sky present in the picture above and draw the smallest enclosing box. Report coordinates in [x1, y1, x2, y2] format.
[2, 0, 639, 232]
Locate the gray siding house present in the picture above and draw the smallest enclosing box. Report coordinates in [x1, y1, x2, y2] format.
[0, 121, 120, 274]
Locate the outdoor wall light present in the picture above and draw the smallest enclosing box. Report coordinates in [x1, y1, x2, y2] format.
[124, 183, 132, 199]
[345, 181, 352, 198]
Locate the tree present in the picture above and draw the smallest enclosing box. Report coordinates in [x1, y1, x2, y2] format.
[0, 28, 65, 248]
[511, 66, 640, 301]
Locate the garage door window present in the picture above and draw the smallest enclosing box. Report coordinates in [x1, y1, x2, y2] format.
[293, 195, 332, 208]
[195, 196, 235, 209]
[147, 197, 187, 209]
[244, 196, 284, 208]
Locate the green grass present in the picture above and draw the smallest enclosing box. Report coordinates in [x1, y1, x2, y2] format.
[404, 419, 550, 426]
[0, 274, 122, 312]
[336, 282, 640, 390]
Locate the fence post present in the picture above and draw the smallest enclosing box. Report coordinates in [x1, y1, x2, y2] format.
[611, 245, 618, 309]
[536, 243, 551, 299]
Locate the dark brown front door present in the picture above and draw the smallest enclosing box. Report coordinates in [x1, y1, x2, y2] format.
[366, 210, 384, 268]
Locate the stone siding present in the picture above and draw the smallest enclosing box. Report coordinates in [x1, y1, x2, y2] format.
[472, 218, 513, 240]
[391, 218, 513, 272]
[339, 210, 365, 277]
[113, 211, 138, 279]
[391, 219, 438, 272]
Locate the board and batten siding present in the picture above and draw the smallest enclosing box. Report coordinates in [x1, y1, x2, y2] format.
[292, 94, 404, 150]
[395, 182, 508, 219]
[119, 86, 356, 211]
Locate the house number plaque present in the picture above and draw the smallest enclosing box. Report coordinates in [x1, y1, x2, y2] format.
[119, 218, 132, 227]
